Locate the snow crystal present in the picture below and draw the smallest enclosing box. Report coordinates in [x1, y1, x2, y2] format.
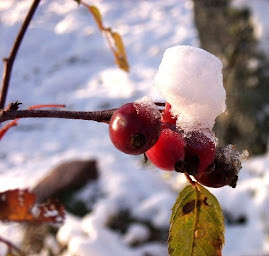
[57, 214, 83, 246]
[134, 96, 161, 121]
[44, 235, 61, 256]
[68, 229, 134, 256]
[154, 45, 226, 132]
[133, 191, 176, 229]
[123, 223, 150, 245]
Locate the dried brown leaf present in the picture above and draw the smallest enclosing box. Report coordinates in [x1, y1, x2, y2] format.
[87, 5, 103, 30]
[0, 189, 64, 223]
[111, 32, 129, 72]
[81, 2, 129, 72]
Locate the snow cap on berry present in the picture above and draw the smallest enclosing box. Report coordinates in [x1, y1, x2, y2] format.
[154, 45, 226, 133]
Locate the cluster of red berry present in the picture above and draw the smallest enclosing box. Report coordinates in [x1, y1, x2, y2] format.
[109, 101, 240, 188]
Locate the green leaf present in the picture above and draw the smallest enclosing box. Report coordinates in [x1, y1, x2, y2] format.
[168, 184, 225, 256]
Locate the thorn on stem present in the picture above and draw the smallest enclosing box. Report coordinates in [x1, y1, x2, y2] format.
[144, 153, 148, 163]
[6, 101, 22, 111]
[2, 57, 8, 63]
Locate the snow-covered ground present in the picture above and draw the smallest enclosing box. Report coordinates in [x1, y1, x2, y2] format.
[0, 0, 269, 255]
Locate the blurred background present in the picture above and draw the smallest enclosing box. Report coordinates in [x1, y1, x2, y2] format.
[0, 0, 268, 255]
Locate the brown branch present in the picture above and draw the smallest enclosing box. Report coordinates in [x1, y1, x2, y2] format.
[0, 0, 41, 109]
[0, 108, 117, 124]
[0, 236, 26, 256]
[0, 102, 165, 124]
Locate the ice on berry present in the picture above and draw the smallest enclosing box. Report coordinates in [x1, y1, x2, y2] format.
[219, 144, 245, 173]
[154, 45, 226, 133]
[134, 96, 161, 122]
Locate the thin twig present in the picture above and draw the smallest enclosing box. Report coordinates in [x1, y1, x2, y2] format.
[0, 109, 117, 124]
[0, 236, 26, 256]
[0, 0, 41, 109]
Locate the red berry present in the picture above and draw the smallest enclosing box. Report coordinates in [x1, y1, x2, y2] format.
[194, 146, 241, 188]
[109, 102, 161, 155]
[161, 103, 177, 124]
[184, 131, 216, 176]
[145, 123, 185, 171]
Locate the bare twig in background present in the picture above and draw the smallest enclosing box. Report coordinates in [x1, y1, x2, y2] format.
[0, 0, 41, 109]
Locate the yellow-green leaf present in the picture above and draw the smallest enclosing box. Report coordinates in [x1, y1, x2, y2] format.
[168, 184, 225, 256]
[81, 2, 130, 72]
[111, 32, 129, 72]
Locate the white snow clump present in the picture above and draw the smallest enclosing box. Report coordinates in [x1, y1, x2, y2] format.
[154, 45, 226, 132]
